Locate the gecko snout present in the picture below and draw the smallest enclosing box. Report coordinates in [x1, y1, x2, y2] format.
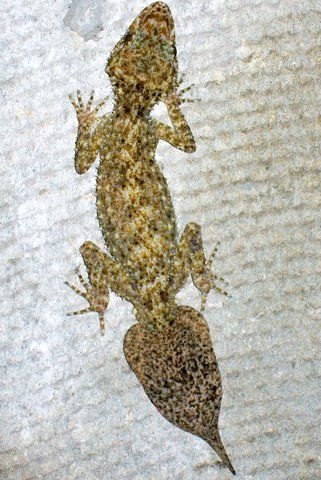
[139, 2, 175, 42]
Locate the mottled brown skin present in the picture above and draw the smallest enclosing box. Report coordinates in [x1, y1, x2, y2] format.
[67, 2, 234, 475]
[124, 305, 235, 475]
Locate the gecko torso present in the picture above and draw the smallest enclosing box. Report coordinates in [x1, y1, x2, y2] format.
[68, 1, 226, 332]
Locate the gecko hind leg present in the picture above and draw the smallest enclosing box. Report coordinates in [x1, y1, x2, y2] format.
[173, 223, 230, 313]
[66, 241, 138, 336]
[199, 241, 230, 312]
[66, 266, 108, 335]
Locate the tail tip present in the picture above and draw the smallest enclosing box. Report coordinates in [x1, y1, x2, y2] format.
[223, 457, 236, 476]
[204, 434, 236, 475]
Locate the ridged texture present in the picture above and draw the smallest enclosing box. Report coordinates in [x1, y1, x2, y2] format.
[1, 0, 321, 479]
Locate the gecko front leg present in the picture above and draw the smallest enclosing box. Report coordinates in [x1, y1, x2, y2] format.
[155, 88, 196, 153]
[172, 222, 229, 312]
[69, 91, 109, 173]
[66, 242, 139, 336]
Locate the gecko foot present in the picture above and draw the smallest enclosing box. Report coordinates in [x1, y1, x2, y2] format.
[200, 242, 231, 313]
[69, 90, 109, 127]
[177, 81, 200, 105]
[65, 267, 109, 336]
[166, 78, 199, 106]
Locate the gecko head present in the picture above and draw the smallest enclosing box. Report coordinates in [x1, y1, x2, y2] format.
[106, 2, 178, 106]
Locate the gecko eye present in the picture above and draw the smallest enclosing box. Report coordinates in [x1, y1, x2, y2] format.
[123, 32, 133, 42]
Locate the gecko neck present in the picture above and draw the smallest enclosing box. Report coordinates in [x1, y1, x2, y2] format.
[113, 102, 150, 119]
[112, 81, 160, 118]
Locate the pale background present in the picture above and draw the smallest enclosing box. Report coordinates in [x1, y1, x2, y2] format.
[1, 0, 321, 478]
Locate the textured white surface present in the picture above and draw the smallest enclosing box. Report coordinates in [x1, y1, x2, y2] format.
[1, 0, 321, 479]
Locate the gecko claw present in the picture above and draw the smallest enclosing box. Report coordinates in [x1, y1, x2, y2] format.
[93, 96, 109, 114]
[86, 90, 95, 109]
[76, 90, 84, 107]
[99, 313, 106, 336]
[66, 307, 92, 317]
[180, 97, 200, 104]
[64, 280, 86, 298]
[69, 94, 77, 109]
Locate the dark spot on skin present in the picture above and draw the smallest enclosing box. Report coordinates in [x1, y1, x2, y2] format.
[124, 32, 133, 42]
[190, 236, 201, 253]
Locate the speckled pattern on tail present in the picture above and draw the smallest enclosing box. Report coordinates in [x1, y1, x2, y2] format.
[124, 306, 235, 475]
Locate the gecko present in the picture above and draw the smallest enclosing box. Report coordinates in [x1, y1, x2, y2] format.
[67, 2, 235, 475]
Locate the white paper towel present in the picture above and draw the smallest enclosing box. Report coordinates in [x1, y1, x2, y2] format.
[1, 0, 321, 478]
